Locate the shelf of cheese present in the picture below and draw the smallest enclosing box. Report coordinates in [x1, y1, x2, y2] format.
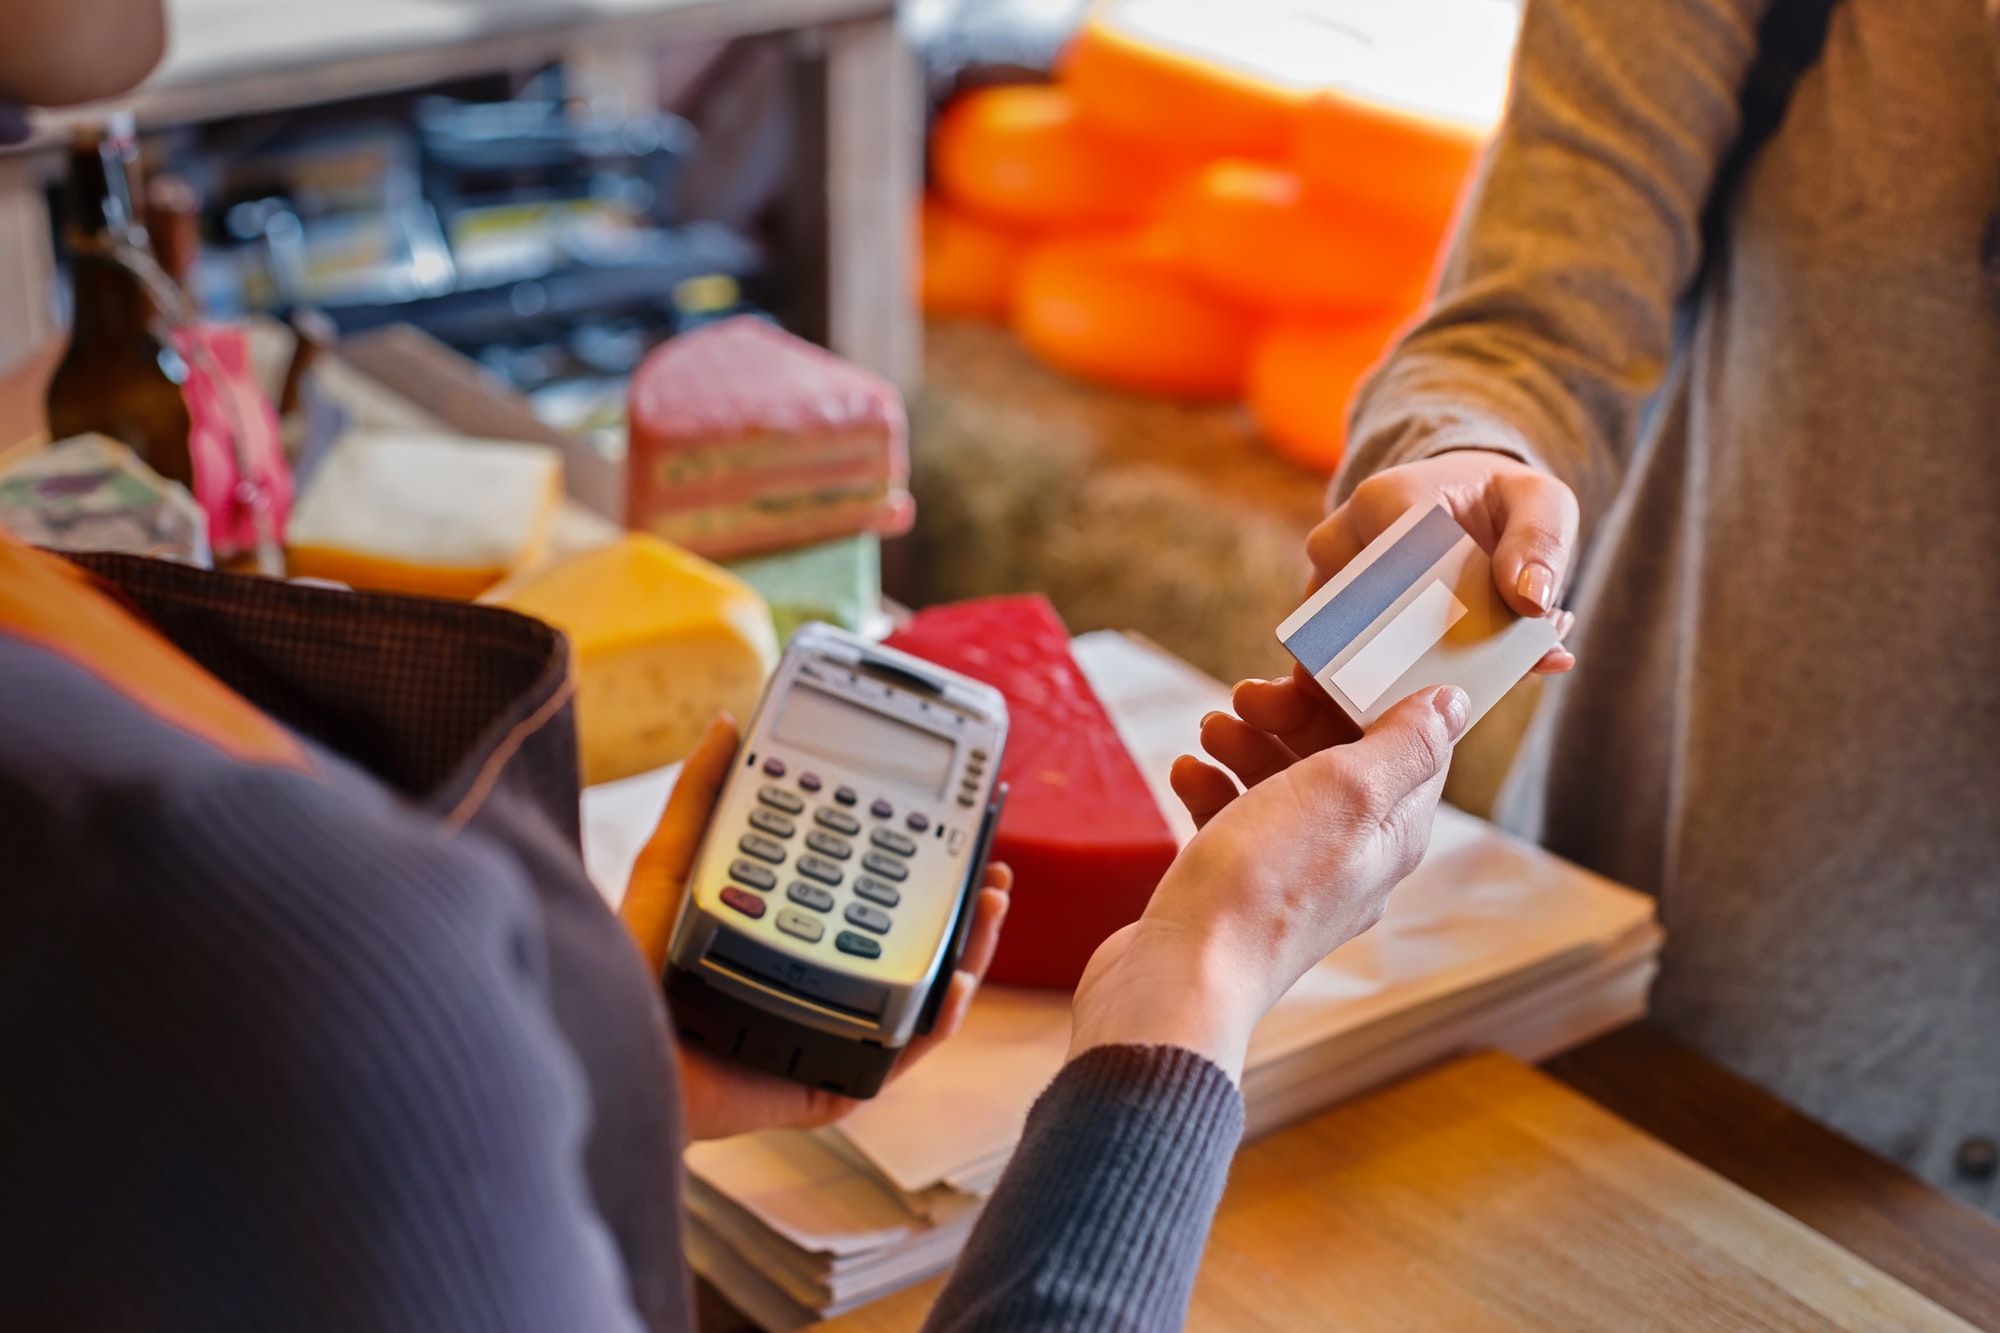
[923, 0, 1519, 470]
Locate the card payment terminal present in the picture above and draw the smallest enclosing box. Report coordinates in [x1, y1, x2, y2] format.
[665, 623, 1008, 1098]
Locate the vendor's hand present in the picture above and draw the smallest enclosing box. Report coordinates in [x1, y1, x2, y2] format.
[1068, 686, 1469, 1083]
[1312, 450, 1580, 674]
[621, 716, 1012, 1141]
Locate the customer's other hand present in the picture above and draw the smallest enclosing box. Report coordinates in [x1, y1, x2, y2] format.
[1068, 686, 1470, 1082]
[621, 717, 1011, 1140]
[1311, 450, 1580, 674]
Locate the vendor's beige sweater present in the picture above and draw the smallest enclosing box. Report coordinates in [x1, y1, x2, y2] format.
[1341, 0, 2000, 1210]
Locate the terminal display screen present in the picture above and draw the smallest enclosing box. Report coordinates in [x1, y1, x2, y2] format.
[772, 684, 957, 797]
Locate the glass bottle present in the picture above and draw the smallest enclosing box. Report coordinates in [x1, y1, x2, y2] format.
[45, 115, 195, 489]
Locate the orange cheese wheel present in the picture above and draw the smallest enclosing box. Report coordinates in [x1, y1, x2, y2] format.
[1064, 13, 1296, 161]
[1247, 315, 1409, 473]
[1012, 229, 1257, 400]
[1165, 160, 1439, 317]
[920, 193, 1026, 321]
[1297, 90, 1484, 236]
[930, 84, 1176, 230]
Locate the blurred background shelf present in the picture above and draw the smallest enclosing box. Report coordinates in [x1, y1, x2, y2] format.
[0, 0, 919, 393]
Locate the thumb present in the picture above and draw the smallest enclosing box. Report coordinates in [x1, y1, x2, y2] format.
[1488, 470, 1579, 618]
[1332, 686, 1469, 817]
[621, 715, 740, 976]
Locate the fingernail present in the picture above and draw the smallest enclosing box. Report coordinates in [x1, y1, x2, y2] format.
[1515, 563, 1554, 613]
[1434, 687, 1471, 740]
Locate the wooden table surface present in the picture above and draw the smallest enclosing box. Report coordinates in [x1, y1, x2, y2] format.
[801, 1043, 1999, 1333]
[1545, 1026, 2000, 1330]
[684, 1025, 2000, 1333]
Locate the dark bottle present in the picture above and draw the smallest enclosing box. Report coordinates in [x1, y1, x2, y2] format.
[45, 116, 195, 489]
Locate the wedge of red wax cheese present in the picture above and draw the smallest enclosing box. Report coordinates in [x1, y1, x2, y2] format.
[885, 595, 1177, 988]
[625, 316, 915, 561]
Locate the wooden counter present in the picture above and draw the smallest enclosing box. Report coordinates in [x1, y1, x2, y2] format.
[693, 1023, 2000, 1332]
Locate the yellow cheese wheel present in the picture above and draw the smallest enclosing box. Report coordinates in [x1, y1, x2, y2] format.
[1011, 229, 1258, 400]
[1163, 161, 1439, 317]
[1247, 315, 1409, 473]
[494, 534, 779, 786]
[920, 192, 1027, 322]
[930, 84, 1178, 230]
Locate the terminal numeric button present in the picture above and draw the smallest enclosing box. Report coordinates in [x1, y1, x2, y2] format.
[844, 902, 892, 935]
[797, 854, 844, 886]
[787, 882, 836, 912]
[861, 851, 908, 882]
[720, 887, 766, 919]
[728, 859, 778, 891]
[815, 807, 862, 836]
[854, 876, 901, 908]
[835, 930, 882, 960]
[776, 908, 825, 943]
[738, 832, 786, 864]
[806, 830, 853, 860]
[758, 785, 804, 814]
[870, 827, 918, 857]
[748, 808, 796, 838]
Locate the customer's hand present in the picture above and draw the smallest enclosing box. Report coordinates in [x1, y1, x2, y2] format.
[1067, 686, 1470, 1083]
[1312, 450, 1580, 674]
[621, 717, 1012, 1140]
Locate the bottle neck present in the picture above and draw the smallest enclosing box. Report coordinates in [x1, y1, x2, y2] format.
[62, 131, 190, 347]
[63, 130, 146, 252]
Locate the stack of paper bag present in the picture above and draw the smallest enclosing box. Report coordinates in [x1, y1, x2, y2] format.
[581, 632, 1662, 1331]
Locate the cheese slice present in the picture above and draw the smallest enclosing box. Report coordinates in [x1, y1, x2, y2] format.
[285, 431, 563, 600]
[494, 533, 779, 786]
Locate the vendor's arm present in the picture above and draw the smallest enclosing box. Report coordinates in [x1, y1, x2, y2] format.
[919, 687, 1471, 1332]
[1322, 0, 1773, 610]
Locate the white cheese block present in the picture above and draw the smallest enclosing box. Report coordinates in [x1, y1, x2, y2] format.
[285, 430, 563, 599]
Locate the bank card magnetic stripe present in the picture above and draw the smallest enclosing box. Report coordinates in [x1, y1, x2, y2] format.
[1280, 505, 1468, 675]
[1330, 579, 1469, 710]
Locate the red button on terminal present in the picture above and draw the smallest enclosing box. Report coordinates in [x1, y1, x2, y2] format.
[720, 887, 767, 919]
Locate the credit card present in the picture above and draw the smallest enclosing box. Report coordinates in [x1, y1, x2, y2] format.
[1276, 504, 1560, 731]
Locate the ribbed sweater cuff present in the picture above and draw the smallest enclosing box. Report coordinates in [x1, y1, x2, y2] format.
[920, 1044, 1244, 1333]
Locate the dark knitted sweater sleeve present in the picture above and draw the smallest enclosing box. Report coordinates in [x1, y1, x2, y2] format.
[921, 1045, 1245, 1333]
[0, 647, 647, 1332]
